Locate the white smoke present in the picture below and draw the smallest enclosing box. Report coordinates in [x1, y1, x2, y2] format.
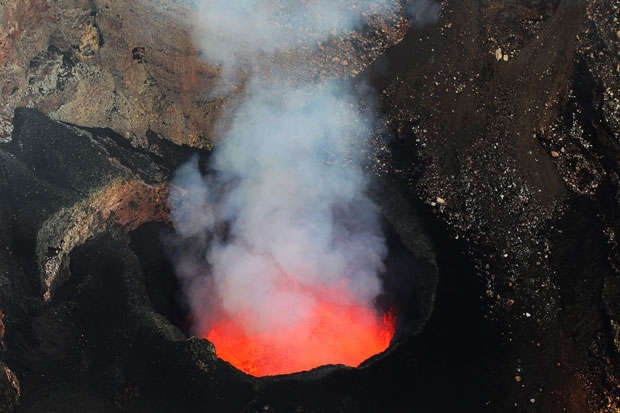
[193, 0, 395, 68]
[169, 1, 439, 339]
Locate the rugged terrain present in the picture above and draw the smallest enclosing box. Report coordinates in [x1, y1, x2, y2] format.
[374, 0, 620, 410]
[1, 0, 620, 412]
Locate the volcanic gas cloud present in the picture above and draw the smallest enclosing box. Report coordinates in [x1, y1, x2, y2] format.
[168, 0, 439, 376]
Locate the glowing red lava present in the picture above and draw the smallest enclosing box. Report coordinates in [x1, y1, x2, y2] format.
[203, 283, 395, 377]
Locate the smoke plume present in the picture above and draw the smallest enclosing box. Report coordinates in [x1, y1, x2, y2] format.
[193, 0, 393, 67]
[168, 0, 440, 372]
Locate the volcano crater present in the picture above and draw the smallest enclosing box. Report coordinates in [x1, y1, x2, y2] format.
[0, 108, 438, 411]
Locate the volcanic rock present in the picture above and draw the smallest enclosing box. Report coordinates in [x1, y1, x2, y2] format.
[1, 0, 620, 412]
[0, 108, 246, 411]
[0, 107, 437, 411]
[0, 0, 219, 147]
[0, 0, 413, 148]
[374, 0, 620, 410]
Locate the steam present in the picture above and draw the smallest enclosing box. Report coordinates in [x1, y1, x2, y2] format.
[192, 0, 441, 69]
[193, 0, 395, 67]
[169, 1, 439, 342]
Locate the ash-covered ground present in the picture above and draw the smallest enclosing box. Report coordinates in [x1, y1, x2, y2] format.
[374, 1, 620, 410]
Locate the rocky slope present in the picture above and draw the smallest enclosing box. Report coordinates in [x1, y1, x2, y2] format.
[0, 0, 220, 147]
[375, 0, 620, 410]
[0, 0, 410, 147]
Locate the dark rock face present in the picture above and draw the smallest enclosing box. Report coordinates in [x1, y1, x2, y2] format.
[2, 0, 620, 412]
[0, 109, 438, 412]
[374, 0, 620, 410]
[0, 108, 210, 411]
[0, 109, 259, 412]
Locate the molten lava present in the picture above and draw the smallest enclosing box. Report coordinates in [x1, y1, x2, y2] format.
[203, 282, 395, 377]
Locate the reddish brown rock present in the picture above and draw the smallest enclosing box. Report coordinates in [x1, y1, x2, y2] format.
[0, 0, 220, 147]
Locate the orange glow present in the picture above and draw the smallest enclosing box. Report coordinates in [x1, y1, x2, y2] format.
[203, 282, 395, 377]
